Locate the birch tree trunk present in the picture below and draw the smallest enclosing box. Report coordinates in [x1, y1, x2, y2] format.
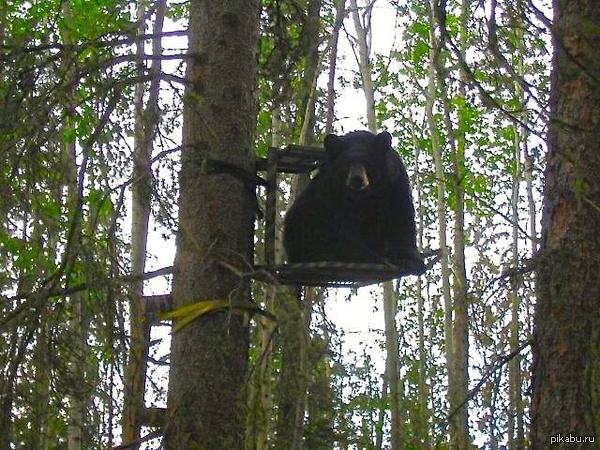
[245, 110, 282, 450]
[428, 0, 473, 446]
[122, 1, 165, 447]
[325, 0, 347, 134]
[508, 10, 526, 443]
[508, 128, 522, 450]
[447, 2, 470, 447]
[270, 3, 323, 449]
[425, 2, 456, 446]
[164, 1, 259, 448]
[60, 5, 89, 448]
[413, 130, 431, 448]
[350, 2, 403, 448]
[350, 0, 376, 129]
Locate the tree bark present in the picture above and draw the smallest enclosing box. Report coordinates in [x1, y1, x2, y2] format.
[383, 282, 403, 450]
[446, 1, 470, 446]
[325, 0, 347, 134]
[349, 4, 406, 447]
[531, 0, 600, 447]
[350, 0, 376, 129]
[413, 132, 431, 448]
[164, 1, 259, 448]
[508, 4, 527, 448]
[122, 1, 165, 447]
[60, 5, 90, 448]
[425, 2, 454, 447]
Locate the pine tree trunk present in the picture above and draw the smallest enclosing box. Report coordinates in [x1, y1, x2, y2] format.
[531, 0, 600, 447]
[164, 1, 259, 448]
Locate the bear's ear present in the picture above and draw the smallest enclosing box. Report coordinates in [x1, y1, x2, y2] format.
[324, 134, 344, 159]
[375, 131, 393, 151]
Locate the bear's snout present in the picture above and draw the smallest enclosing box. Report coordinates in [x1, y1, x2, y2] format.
[346, 163, 370, 191]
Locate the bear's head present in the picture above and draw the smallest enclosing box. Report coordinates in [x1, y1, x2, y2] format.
[322, 130, 394, 197]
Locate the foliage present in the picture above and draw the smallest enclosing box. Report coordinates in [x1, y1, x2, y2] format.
[0, 0, 550, 448]
[0, 0, 182, 448]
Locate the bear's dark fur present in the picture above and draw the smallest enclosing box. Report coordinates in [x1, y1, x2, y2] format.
[283, 130, 423, 269]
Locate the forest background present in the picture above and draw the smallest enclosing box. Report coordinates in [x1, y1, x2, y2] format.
[0, 0, 574, 449]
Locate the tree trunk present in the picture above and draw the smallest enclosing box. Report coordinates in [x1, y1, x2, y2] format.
[271, 2, 323, 447]
[508, 129, 522, 449]
[272, 289, 309, 450]
[60, 5, 90, 448]
[413, 132, 431, 448]
[164, 1, 259, 448]
[383, 282, 403, 450]
[425, 3, 454, 447]
[245, 112, 282, 450]
[531, 0, 600, 447]
[508, 4, 527, 448]
[350, 0, 376, 129]
[445, 1, 470, 446]
[122, 1, 165, 447]
[350, 4, 405, 447]
[325, 0, 347, 134]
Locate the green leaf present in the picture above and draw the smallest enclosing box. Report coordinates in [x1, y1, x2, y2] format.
[412, 40, 430, 64]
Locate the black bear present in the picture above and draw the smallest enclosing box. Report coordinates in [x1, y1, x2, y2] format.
[283, 130, 424, 271]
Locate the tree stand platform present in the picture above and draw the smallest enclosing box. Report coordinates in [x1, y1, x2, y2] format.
[255, 144, 436, 288]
